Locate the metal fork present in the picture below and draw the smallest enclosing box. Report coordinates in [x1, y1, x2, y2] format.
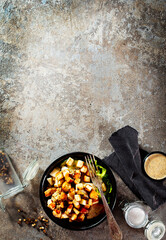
[85, 155, 123, 240]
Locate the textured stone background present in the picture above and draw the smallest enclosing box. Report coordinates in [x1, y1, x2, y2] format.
[0, 0, 166, 239]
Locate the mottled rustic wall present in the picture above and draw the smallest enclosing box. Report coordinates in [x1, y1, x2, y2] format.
[0, 0, 166, 239]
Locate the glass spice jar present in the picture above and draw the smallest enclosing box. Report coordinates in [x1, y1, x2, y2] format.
[0, 149, 39, 211]
[122, 202, 149, 229]
[144, 220, 165, 240]
[122, 202, 165, 240]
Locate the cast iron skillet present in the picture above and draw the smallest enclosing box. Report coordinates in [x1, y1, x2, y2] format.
[40, 152, 117, 230]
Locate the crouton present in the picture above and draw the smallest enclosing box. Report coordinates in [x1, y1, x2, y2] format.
[47, 177, 54, 186]
[76, 183, 84, 190]
[61, 213, 69, 219]
[77, 190, 89, 199]
[83, 175, 90, 182]
[67, 192, 74, 200]
[89, 190, 99, 200]
[76, 160, 84, 168]
[56, 188, 62, 193]
[47, 199, 52, 205]
[69, 188, 75, 195]
[50, 168, 60, 177]
[66, 157, 74, 166]
[54, 178, 64, 187]
[61, 166, 68, 171]
[88, 199, 93, 206]
[53, 209, 61, 218]
[73, 172, 81, 184]
[51, 191, 61, 202]
[73, 208, 80, 215]
[66, 204, 73, 214]
[80, 199, 87, 206]
[65, 175, 74, 183]
[61, 167, 69, 177]
[60, 201, 65, 208]
[74, 194, 81, 202]
[59, 179, 65, 187]
[70, 213, 77, 221]
[60, 191, 67, 201]
[44, 188, 56, 197]
[62, 181, 71, 192]
[73, 172, 81, 179]
[73, 199, 80, 209]
[56, 172, 64, 181]
[48, 201, 56, 210]
[84, 184, 93, 192]
[81, 165, 88, 173]
[77, 213, 85, 222]
[74, 178, 81, 184]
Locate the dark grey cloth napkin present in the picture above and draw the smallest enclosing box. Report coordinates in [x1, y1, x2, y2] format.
[103, 126, 166, 210]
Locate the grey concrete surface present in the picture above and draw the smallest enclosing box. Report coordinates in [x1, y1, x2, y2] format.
[0, 0, 166, 239]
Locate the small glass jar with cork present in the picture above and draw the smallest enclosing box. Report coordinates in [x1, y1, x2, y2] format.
[122, 202, 165, 240]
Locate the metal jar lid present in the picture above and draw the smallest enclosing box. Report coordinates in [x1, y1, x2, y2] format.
[144, 220, 165, 240]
